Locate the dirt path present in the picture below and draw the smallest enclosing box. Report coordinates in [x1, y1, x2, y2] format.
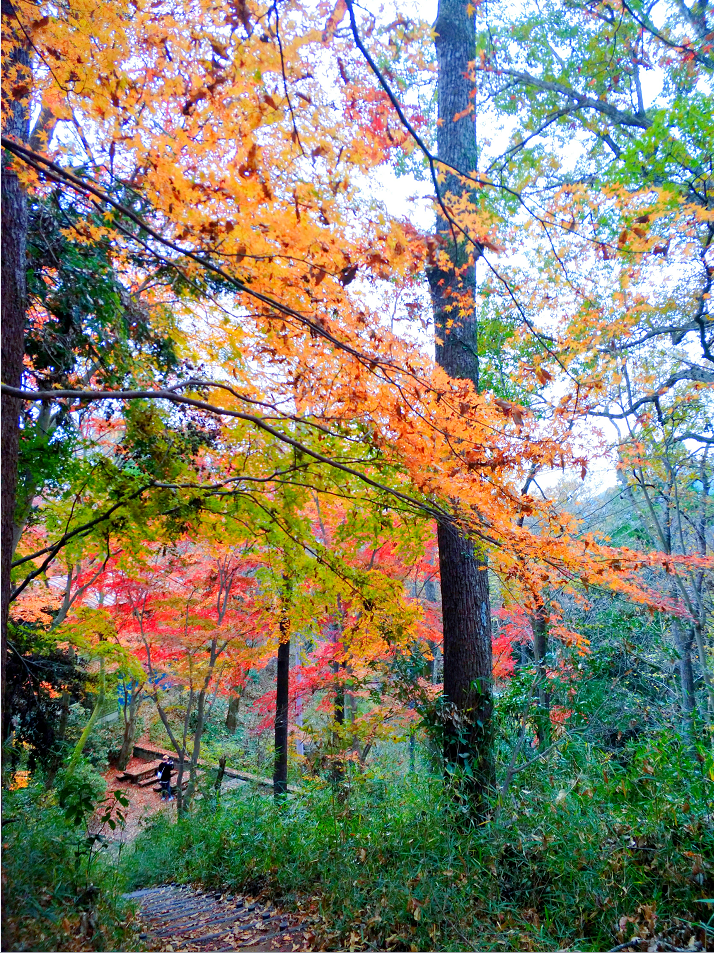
[125, 885, 315, 952]
[101, 758, 178, 843]
[104, 759, 317, 950]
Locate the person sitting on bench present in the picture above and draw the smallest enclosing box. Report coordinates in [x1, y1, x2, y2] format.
[156, 755, 174, 800]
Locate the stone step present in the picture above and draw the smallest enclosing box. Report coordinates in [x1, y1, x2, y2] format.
[128, 883, 309, 951]
[153, 908, 270, 937]
[143, 899, 233, 923]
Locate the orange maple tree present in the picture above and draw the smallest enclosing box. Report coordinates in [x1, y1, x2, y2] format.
[4, 0, 712, 794]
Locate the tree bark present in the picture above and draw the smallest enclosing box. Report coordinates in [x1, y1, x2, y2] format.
[427, 0, 494, 807]
[117, 682, 144, 771]
[532, 603, 551, 748]
[673, 618, 696, 740]
[331, 662, 345, 791]
[117, 709, 139, 771]
[273, 581, 291, 799]
[1, 0, 30, 724]
[225, 693, 240, 733]
[214, 754, 227, 792]
[294, 639, 304, 757]
[435, 520, 494, 799]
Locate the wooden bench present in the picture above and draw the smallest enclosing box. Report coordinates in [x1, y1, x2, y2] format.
[137, 769, 174, 787]
[119, 759, 164, 784]
[152, 770, 203, 794]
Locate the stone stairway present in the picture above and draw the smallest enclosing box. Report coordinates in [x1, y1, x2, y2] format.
[124, 884, 312, 951]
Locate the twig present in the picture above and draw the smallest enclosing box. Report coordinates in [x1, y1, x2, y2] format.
[609, 939, 647, 952]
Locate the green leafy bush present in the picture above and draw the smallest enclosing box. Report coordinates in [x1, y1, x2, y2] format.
[2, 780, 139, 952]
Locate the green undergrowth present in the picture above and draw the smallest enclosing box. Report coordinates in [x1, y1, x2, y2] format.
[121, 729, 714, 952]
[2, 773, 140, 952]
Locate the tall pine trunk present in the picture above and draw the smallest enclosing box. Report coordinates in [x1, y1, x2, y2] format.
[427, 0, 494, 807]
[1, 0, 30, 719]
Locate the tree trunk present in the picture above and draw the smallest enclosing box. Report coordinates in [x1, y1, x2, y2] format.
[693, 623, 714, 728]
[430, 640, 440, 684]
[427, 0, 494, 810]
[175, 690, 194, 816]
[295, 639, 304, 757]
[214, 754, 226, 793]
[273, 584, 291, 799]
[185, 678, 212, 806]
[532, 604, 551, 748]
[117, 710, 138, 771]
[65, 659, 105, 777]
[225, 693, 240, 733]
[332, 664, 345, 791]
[436, 521, 494, 796]
[1, 0, 30, 722]
[117, 685, 143, 771]
[673, 618, 696, 740]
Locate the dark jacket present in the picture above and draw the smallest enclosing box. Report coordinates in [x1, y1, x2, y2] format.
[158, 760, 173, 783]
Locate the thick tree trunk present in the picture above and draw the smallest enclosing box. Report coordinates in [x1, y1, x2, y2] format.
[436, 520, 494, 797]
[117, 686, 143, 771]
[273, 586, 291, 799]
[428, 0, 494, 806]
[1, 0, 30, 725]
[225, 693, 240, 733]
[116, 714, 138, 771]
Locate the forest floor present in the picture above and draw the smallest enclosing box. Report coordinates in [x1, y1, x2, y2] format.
[101, 757, 177, 843]
[100, 746, 248, 843]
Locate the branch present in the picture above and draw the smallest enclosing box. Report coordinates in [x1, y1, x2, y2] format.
[672, 432, 714, 445]
[11, 483, 150, 569]
[0, 137, 429, 389]
[621, 0, 714, 68]
[589, 366, 714, 419]
[2, 384, 448, 522]
[484, 67, 651, 129]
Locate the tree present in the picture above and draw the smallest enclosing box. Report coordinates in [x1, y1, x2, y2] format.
[613, 396, 713, 738]
[1, 0, 30, 714]
[77, 542, 264, 811]
[116, 675, 146, 772]
[423, 0, 496, 805]
[6, 0, 711, 817]
[273, 567, 293, 799]
[462, 0, 713, 742]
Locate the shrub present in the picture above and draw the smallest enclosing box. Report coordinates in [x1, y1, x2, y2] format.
[2, 780, 139, 952]
[122, 730, 714, 951]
